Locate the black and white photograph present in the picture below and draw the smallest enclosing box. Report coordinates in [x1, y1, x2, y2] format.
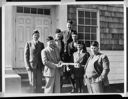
[2, 1, 125, 97]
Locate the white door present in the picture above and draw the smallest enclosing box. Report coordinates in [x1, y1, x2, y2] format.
[34, 16, 52, 46]
[15, 14, 52, 68]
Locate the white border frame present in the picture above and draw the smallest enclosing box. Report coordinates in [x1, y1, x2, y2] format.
[2, 1, 125, 97]
[124, 3, 127, 97]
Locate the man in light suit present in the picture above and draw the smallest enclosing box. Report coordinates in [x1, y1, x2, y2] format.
[41, 36, 62, 93]
[24, 30, 44, 93]
[84, 41, 110, 93]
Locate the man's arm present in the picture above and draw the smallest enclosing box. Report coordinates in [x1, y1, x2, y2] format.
[99, 55, 110, 80]
[24, 42, 32, 70]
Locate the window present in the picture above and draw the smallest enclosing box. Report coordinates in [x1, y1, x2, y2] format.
[44, 9, 51, 15]
[77, 9, 98, 47]
[31, 8, 37, 14]
[24, 7, 30, 13]
[38, 8, 44, 15]
[16, 6, 50, 15]
[17, 6, 23, 13]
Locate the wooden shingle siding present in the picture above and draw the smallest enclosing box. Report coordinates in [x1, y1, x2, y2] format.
[99, 5, 124, 50]
[102, 51, 124, 84]
[68, 4, 124, 50]
[68, 5, 124, 84]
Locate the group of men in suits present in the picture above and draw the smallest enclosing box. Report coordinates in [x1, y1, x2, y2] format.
[24, 20, 110, 94]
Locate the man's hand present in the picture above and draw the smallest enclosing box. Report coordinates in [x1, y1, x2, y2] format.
[74, 63, 80, 68]
[57, 61, 63, 67]
[26, 67, 33, 71]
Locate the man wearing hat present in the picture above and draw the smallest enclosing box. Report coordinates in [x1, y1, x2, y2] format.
[65, 32, 78, 93]
[41, 36, 63, 93]
[24, 30, 44, 93]
[55, 29, 65, 61]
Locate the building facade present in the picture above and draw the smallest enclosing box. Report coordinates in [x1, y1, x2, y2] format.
[4, 4, 124, 93]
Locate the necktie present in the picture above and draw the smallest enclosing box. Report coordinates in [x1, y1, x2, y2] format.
[78, 52, 80, 60]
[35, 42, 38, 49]
[52, 48, 58, 63]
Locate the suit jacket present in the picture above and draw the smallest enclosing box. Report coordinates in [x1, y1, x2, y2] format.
[55, 39, 65, 61]
[85, 52, 110, 86]
[62, 30, 76, 52]
[41, 46, 62, 77]
[73, 50, 90, 77]
[68, 41, 77, 62]
[24, 40, 44, 70]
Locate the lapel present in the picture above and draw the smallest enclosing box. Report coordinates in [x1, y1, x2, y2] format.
[66, 30, 71, 40]
[76, 51, 85, 63]
[55, 47, 60, 61]
[47, 46, 60, 62]
[85, 53, 101, 70]
[47, 47, 55, 62]
[91, 53, 101, 63]
[31, 40, 36, 49]
[31, 40, 40, 48]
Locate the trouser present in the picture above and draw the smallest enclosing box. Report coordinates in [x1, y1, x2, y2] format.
[85, 77, 104, 93]
[75, 77, 84, 93]
[27, 68, 43, 93]
[60, 66, 75, 89]
[44, 73, 60, 93]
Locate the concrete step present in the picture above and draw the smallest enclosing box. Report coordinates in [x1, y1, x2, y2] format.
[13, 68, 46, 87]
[21, 77, 46, 87]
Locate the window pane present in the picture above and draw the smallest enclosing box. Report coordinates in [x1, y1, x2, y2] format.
[90, 40, 96, 44]
[79, 40, 84, 44]
[31, 8, 37, 14]
[91, 27, 96, 33]
[91, 34, 96, 40]
[44, 9, 50, 15]
[17, 6, 23, 13]
[85, 41, 91, 47]
[78, 18, 84, 25]
[24, 7, 30, 13]
[85, 34, 90, 40]
[91, 12, 97, 18]
[78, 11, 84, 17]
[78, 33, 84, 39]
[85, 11, 90, 18]
[85, 26, 90, 32]
[38, 8, 44, 14]
[78, 26, 84, 32]
[85, 19, 90, 25]
[91, 19, 97, 25]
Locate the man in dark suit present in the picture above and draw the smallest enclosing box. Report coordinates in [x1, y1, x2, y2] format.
[66, 32, 78, 93]
[68, 32, 78, 62]
[62, 20, 77, 62]
[24, 30, 44, 93]
[55, 29, 65, 61]
[54, 29, 66, 90]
